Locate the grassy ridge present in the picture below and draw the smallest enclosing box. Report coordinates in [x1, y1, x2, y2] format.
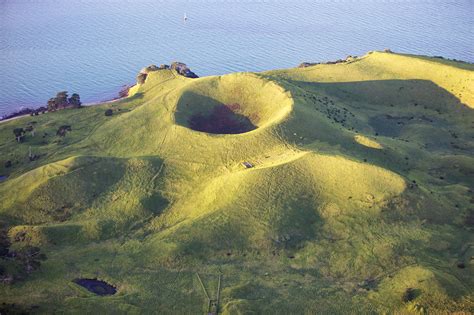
[0, 51, 473, 313]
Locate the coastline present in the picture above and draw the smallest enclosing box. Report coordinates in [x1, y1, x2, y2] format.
[0, 61, 198, 125]
[0, 85, 134, 125]
[1, 52, 472, 126]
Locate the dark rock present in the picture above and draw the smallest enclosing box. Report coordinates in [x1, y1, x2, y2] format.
[170, 62, 199, 78]
[298, 62, 320, 68]
[118, 85, 131, 98]
[145, 64, 159, 72]
[137, 73, 148, 85]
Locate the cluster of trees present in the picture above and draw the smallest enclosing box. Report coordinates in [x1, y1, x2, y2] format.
[0, 91, 81, 122]
[0, 226, 46, 285]
[47, 91, 81, 111]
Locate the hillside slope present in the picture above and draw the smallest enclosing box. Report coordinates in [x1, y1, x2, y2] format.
[0, 51, 473, 313]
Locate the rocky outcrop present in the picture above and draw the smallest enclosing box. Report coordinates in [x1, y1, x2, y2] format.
[169, 62, 199, 78]
[298, 55, 357, 68]
[137, 62, 198, 85]
[136, 72, 148, 84]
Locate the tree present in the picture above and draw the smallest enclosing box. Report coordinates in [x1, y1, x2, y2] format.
[68, 93, 81, 108]
[47, 91, 81, 111]
[55, 91, 68, 109]
[13, 128, 25, 142]
[47, 98, 57, 111]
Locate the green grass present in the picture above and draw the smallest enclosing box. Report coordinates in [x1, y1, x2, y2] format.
[0, 51, 473, 313]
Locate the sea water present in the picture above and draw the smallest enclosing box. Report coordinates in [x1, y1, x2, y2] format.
[1, 0, 472, 115]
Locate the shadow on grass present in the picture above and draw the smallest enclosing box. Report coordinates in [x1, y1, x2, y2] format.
[175, 91, 257, 134]
[272, 78, 472, 176]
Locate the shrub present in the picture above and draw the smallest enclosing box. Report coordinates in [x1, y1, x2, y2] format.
[56, 125, 71, 137]
[13, 128, 25, 142]
[104, 109, 113, 116]
[402, 288, 421, 302]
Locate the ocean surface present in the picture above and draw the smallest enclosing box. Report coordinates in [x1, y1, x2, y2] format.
[0, 0, 473, 116]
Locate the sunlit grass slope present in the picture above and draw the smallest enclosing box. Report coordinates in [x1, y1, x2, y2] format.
[0, 51, 473, 313]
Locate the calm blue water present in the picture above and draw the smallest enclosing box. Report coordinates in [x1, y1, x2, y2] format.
[0, 0, 473, 116]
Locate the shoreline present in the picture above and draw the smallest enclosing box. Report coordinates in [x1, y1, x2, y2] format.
[1, 52, 472, 126]
[0, 85, 134, 125]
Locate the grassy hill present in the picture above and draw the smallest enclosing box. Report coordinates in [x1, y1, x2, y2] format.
[0, 51, 473, 314]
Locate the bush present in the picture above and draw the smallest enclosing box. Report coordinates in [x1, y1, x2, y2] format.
[13, 128, 25, 142]
[104, 109, 113, 116]
[56, 125, 71, 137]
[402, 288, 421, 302]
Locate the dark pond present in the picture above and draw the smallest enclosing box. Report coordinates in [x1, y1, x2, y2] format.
[73, 278, 117, 296]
